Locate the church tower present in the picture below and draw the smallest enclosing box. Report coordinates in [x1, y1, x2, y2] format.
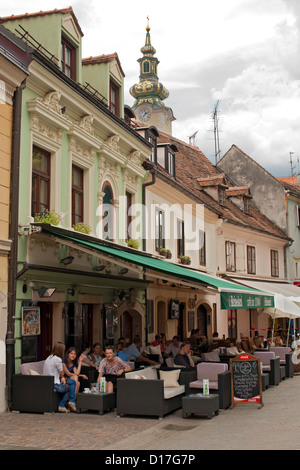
[130, 19, 175, 134]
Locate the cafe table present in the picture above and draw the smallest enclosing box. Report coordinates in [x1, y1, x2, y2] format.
[77, 391, 115, 415]
[182, 393, 219, 419]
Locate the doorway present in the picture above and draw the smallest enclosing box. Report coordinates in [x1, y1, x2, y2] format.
[197, 304, 207, 337]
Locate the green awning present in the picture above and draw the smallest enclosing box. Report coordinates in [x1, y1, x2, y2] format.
[39, 225, 274, 310]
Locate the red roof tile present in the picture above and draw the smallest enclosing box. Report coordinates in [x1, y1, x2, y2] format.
[82, 53, 125, 77]
[0, 7, 84, 37]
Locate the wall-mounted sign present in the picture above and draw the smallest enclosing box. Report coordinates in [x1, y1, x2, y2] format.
[22, 306, 41, 336]
[221, 292, 274, 310]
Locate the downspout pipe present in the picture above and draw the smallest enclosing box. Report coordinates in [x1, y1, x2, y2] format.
[142, 160, 157, 346]
[6, 80, 26, 409]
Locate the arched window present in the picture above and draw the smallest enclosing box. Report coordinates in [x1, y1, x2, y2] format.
[143, 60, 150, 73]
[102, 183, 114, 240]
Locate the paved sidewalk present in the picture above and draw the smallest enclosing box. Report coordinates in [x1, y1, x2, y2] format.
[0, 374, 299, 451]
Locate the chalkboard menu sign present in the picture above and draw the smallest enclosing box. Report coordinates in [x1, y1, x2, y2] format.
[230, 353, 263, 409]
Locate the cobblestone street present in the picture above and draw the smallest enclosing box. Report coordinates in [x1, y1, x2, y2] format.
[0, 374, 299, 452]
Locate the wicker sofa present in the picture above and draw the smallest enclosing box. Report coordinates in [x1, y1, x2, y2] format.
[12, 360, 60, 413]
[269, 347, 294, 378]
[253, 351, 283, 385]
[189, 362, 232, 409]
[117, 366, 185, 419]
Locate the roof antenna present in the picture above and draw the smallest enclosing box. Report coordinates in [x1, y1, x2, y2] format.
[213, 101, 221, 164]
[189, 131, 198, 146]
[290, 151, 295, 176]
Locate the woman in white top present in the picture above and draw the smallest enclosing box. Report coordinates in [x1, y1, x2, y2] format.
[43, 342, 77, 413]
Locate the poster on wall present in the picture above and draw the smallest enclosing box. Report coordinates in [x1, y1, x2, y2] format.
[22, 306, 41, 336]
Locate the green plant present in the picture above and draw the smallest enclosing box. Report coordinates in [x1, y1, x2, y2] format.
[126, 239, 139, 249]
[160, 248, 171, 253]
[73, 222, 92, 234]
[34, 209, 61, 225]
[179, 255, 191, 260]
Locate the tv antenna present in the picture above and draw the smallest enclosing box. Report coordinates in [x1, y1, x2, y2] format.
[189, 131, 198, 146]
[290, 151, 295, 176]
[213, 101, 221, 164]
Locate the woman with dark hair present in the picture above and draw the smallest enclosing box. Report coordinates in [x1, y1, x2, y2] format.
[43, 342, 77, 413]
[97, 345, 132, 393]
[63, 347, 88, 397]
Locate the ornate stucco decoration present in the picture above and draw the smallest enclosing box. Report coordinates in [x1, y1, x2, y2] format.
[68, 114, 101, 151]
[99, 134, 126, 167]
[27, 90, 70, 132]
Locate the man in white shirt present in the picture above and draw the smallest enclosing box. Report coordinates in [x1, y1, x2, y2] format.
[165, 336, 182, 358]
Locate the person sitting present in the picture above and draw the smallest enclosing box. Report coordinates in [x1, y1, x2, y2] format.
[124, 336, 160, 367]
[80, 342, 98, 369]
[43, 341, 77, 413]
[115, 342, 129, 362]
[63, 347, 89, 397]
[174, 342, 195, 369]
[165, 335, 182, 358]
[152, 334, 161, 347]
[97, 345, 132, 393]
[88, 342, 104, 366]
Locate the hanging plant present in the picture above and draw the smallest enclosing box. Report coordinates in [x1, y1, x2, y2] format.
[73, 222, 92, 234]
[34, 209, 61, 226]
[179, 255, 191, 265]
[126, 239, 139, 249]
[159, 248, 172, 259]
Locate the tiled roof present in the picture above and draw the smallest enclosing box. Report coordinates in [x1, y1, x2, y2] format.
[82, 53, 125, 77]
[277, 177, 300, 196]
[197, 175, 225, 187]
[225, 186, 251, 197]
[152, 130, 289, 241]
[0, 6, 84, 37]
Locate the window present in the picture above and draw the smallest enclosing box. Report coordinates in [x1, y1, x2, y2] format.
[247, 245, 256, 274]
[102, 183, 114, 241]
[61, 36, 76, 80]
[31, 146, 51, 217]
[244, 197, 251, 214]
[219, 188, 226, 206]
[297, 205, 300, 227]
[143, 60, 150, 73]
[177, 219, 185, 257]
[166, 149, 175, 176]
[110, 81, 120, 116]
[271, 250, 279, 277]
[199, 230, 206, 266]
[148, 133, 157, 164]
[225, 241, 236, 271]
[228, 309, 237, 338]
[72, 165, 84, 226]
[126, 191, 132, 240]
[155, 208, 165, 252]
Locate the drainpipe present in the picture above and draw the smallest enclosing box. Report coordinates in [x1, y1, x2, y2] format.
[142, 161, 156, 345]
[6, 80, 25, 409]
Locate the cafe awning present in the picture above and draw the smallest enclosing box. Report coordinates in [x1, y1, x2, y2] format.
[37, 225, 274, 309]
[230, 278, 300, 318]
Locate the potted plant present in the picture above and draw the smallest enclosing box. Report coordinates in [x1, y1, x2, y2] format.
[159, 248, 172, 259]
[179, 255, 191, 265]
[73, 222, 92, 234]
[34, 209, 61, 226]
[126, 239, 139, 249]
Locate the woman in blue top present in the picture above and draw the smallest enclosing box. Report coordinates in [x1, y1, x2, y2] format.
[63, 347, 89, 397]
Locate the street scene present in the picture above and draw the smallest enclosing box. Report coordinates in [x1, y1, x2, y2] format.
[1, 1, 300, 453]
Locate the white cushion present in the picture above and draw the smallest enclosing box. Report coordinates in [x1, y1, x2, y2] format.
[159, 369, 181, 387]
[149, 345, 162, 358]
[164, 385, 185, 399]
[201, 351, 220, 362]
[29, 369, 40, 376]
[125, 366, 157, 380]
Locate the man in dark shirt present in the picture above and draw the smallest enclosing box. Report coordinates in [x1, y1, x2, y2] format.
[174, 343, 195, 369]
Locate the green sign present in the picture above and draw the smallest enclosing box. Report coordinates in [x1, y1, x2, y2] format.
[220, 292, 274, 310]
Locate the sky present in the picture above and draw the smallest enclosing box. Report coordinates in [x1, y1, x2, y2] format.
[1, 0, 300, 177]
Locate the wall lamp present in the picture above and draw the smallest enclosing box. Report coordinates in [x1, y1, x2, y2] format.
[38, 286, 56, 298]
[60, 256, 74, 265]
[119, 268, 129, 275]
[94, 264, 105, 271]
[67, 287, 75, 296]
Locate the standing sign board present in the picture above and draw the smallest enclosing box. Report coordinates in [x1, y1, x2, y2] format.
[230, 353, 263, 409]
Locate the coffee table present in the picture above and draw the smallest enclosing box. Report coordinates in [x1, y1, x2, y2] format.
[77, 392, 115, 415]
[182, 393, 219, 419]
